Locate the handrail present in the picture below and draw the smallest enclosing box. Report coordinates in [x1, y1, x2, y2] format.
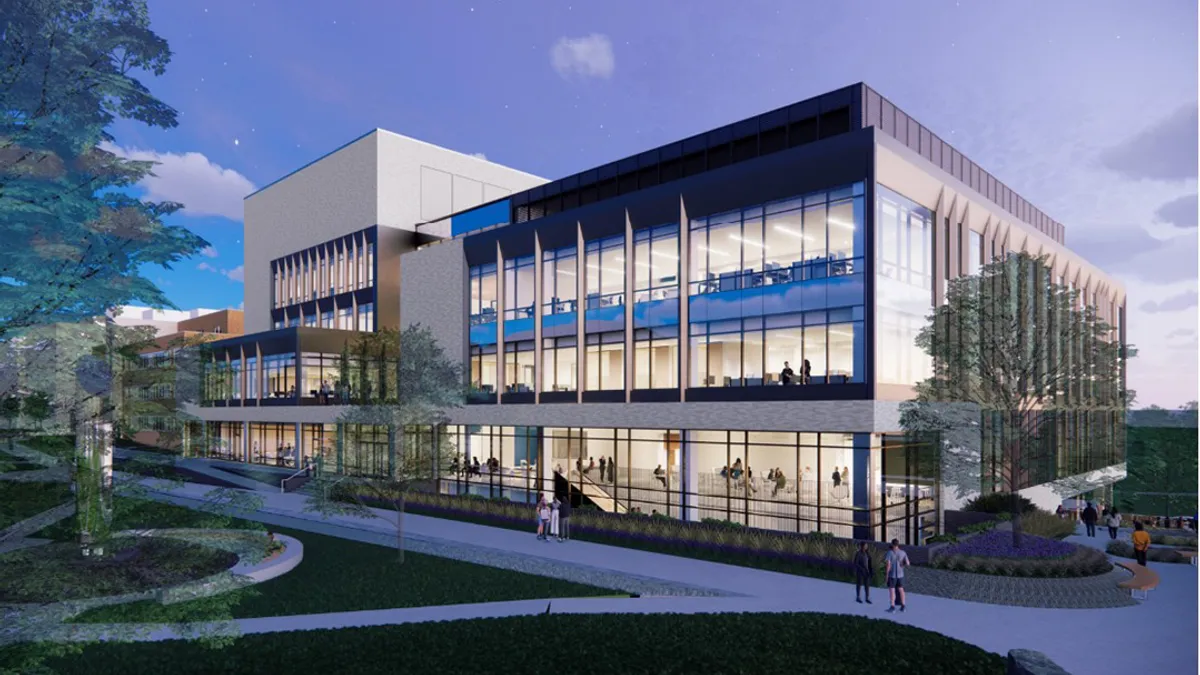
[280, 463, 313, 493]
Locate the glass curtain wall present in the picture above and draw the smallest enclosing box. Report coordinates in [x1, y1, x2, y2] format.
[469, 263, 499, 397]
[584, 235, 625, 391]
[248, 423, 296, 467]
[633, 224, 680, 389]
[440, 426, 544, 503]
[875, 186, 934, 387]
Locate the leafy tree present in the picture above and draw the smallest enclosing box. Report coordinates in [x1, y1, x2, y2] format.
[901, 252, 1131, 548]
[306, 324, 464, 562]
[0, 392, 22, 450]
[1118, 404, 1199, 517]
[20, 389, 51, 430]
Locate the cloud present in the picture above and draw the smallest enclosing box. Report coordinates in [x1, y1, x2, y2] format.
[551, 34, 615, 80]
[1070, 226, 1166, 270]
[200, 246, 219, 258]
[1154, 193, 1198, 228]
[197, 262, 244, 283]
[1099, 104, 1199, 181]
[1166, 328, 1196, 339]
[469, 152, 488, 160]
[1140, 290, 1199, 314]
[101, 142, 256, 221]
[1076, 228, 1198, 284]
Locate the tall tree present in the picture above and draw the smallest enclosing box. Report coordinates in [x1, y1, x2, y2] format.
[306, 324, 463, 562]
[0, 0, 208, 340]
[20, 389, 51, 430]
[901, 252, 1131, 547]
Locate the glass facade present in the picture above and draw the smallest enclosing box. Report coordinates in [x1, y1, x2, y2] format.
[875, 185, 933, 387]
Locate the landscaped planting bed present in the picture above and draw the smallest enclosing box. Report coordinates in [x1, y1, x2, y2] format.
[0, 537, 238, 603]
[28, 613, 1006, 675]
[932, 530, 1111, 577]
[1149, 533, 1197, 549]
[1106, 541, 1190, 564]
[0, 481, 73, 530]
[21, 434, 76, 462]
[334, 486, 885, 585]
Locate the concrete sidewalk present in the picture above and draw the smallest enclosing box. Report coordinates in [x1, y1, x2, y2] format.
[126, 475, 1198, 675]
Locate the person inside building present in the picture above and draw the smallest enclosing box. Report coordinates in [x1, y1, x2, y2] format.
[802, 358, 812, 384]
[772, 468, 787, 497]
[654, 464, 667, 488]
[780, 361, 794, 385]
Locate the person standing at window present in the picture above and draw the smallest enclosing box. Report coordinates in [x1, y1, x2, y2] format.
[802, 359, 812, 384]
[599, 456, 607, 482]
[780, 361, 794, 385]
[832, 468, 842, 488]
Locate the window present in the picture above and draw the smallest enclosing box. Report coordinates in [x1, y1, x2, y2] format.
[585, 331, 624, 390]
[337, 307, 353, 330]
[470, 345, 497, 393]
[321, 310, 334, 329]
[542, 246, 578, 314]
[262, 354, 296, 398]
[633, 225, 679, 303]
[542, 336, 577, 392]
[304, 314, 317, 328]
[245, 356, 257, 399]
[969, 230, 983, 276]
[337, 250, 345, 293]
[356, 244, 366, 290]
[470, 263, 498, 325]
[504, 255, 535, 320]
[274, 320, 284, 330]
[634, 327, 679, 389]
[585, 235, 625, 309]
[690, 312, 861, 387]
[358, 303, 374, 332]
[287, 317, 300, 328]
[876, 186, 934, 386]
[504, 340, 535, 393]
[876, 186, 932, 289]
[230, 357, 242, 400]
[367, 242, 375, 286]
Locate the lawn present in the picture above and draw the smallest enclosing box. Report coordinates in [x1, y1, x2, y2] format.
[0, 480, 73, 530]
[23, 613, 1006, 675]
[68, 501, 620, 623]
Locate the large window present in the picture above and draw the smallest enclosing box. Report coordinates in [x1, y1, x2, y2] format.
[542, 336, 577, 392]
[690, 184, 864, 295]
[504, 255, 535, 320]
[690, 311, 862, 386]
[358, 303, 374, 332]
[230, 357, 242, 400]
[634, 327, 679, 389]
[469, 263, 498, 325]
[585, 331, 624, 391]
[876, 186, 934, 386]
[877, 186, 932, 289]
[634, 225, 679, 303]
[337, 307, 354, 331]
[262, 353, 296, 398]
[470, 345, 497, 394]
[321, 310, 334, 329]
[504, 340, 535, 393]
[585, 236, 625, 309]
[245, 356, 257, 399]
[542, 246, 578, 315]
[969, 230, 983, 276]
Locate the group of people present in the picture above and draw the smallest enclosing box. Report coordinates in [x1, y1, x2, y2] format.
[578, 456, 617, 483]
[317, 379, 351, 405]
[534, 493, 572, 542]
[779, 360, 812, 385]
[448, 456, 498, 478]
[1074, 500, 1200, 567]
[852, 539, 910, 613]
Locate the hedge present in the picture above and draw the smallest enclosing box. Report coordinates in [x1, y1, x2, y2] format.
[1106, 541, 1190, 564]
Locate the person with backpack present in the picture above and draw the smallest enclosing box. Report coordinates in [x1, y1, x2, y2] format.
[853, 541, 874, 604]
[1106, 508, 1122, 540]
[884, 539, 909, 613]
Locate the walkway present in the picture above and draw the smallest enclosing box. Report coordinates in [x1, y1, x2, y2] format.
[116, 473, 1199, 674]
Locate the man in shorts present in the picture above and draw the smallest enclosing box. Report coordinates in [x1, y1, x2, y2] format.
[884, 538, 909, 613]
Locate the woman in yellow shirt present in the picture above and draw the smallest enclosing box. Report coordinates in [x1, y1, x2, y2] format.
[1131, 521, 1151, 566]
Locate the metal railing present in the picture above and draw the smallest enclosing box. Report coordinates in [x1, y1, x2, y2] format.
[280, 463, 313, 493]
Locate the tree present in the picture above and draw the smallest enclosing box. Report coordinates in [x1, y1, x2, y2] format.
[900, 252, 1131, 548]
[1118, 404, 1199, 517]
[306, 324, 464, 562]
[1, 392, 22, 450]
[20, 389, 51, 430]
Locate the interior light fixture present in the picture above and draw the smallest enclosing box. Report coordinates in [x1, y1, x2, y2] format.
[773, 225, 814, 241]
[699, 245, 731, 257]
[729, 234, 764, 248]
[827, 218, 856, 230]
[652, 251, 680, 260]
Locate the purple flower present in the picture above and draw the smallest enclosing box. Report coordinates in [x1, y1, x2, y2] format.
[943, 530, 1075, 559]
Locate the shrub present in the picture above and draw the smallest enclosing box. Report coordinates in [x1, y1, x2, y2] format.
[942, 530, 1075, 560]
[958, 520, 998, 535]
[700, 517, 744, 529]
[932, 542, 1110, 578]
[1150, 534, 1198, 549]
[1019, 510, 1077, 540]
[963, 492, 1036, 515]
[925, 534, 958, 544]
[1106, 541, 1187, 564]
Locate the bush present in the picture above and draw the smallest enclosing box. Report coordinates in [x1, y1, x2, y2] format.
[1018, 510, 1077, 540]
[933, 542, 1110, 578]
[1106, 541, 1188, 564]
[925, 534, 958, 544]
[1150, 533, 1198, 549]
[958, 520, 998, 535]
[963, 492, 1036, 515]
[700, 517, 743, 529]
[941, 530, 1075, 560]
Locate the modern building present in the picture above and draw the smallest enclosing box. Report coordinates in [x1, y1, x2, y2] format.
[109, 305, 222, 337]
[194, 84, 1126, 543]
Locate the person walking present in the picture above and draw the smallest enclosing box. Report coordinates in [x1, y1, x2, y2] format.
[1132, 521, 1151, 566]
[557, 497, 572, 542]
[1106, 508, 1122, 540]
[537, 497, 552, 542]
[1082, 502, 1098, 537]
[884, 539, 909, 613]
[535, 494, 547, 540]
[853, 542, 874, 604]
[550, 497, 561, 541]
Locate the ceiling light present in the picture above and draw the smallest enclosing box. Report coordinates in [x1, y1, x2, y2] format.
[652, 251, 679, 260]
[729, 234, 764, 248]
[699, 246, 730, 257]
[827, 218, 856, 230]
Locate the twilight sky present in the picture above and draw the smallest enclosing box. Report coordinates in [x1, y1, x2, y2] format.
[114, 0, 1198, 407]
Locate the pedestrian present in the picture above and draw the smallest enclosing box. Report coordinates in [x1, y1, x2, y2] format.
[599, 456, 607, 482]
[1106, 508, 1121, 540]
[558, 496, 572, 542]
[853, 541, 873, 604]
[550, 497, 561, 541]
[538, 497, 552, 542]
[1082, 501, 1098, 537]
[1132, 521, 1151, 566]
[884, 539, 909, 613]
[535, 494, 547, 540]
[1055, 504, 1065, 519]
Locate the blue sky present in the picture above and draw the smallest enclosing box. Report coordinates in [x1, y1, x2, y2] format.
[117, 0, 1197, 406]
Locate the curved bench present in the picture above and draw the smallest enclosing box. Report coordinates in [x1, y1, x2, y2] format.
[1114, 560, 1160, 600]
[1175, 550, 1197, 566]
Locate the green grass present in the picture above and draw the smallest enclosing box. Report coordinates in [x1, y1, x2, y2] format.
[0, 480, 72, 530]
[21, 434, 76, 462]
[18, 613, 1005, 675]
[62, 498, 618, 623]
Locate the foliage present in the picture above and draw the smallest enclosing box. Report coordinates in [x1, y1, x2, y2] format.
[29, 612, 1007, 675]
[1116, 410, 1198, 517]
[700, 517, 744, 529]
[939, 530, 1075, 559]
[1106, 541, 1189, 564]
[901, 252, 1131, 550]
[0, 537, 237, 603]
[0, 480, 72, 529]
[963, 492, 1035, 515]
[1018, 510, 1077, 540]
[958, 520, 998, 535]
[0, 0, 209, 340]
[924, 533, 958, 544]
[70, 524, 618, 624]
[933, 543, 1111, 578]
[1149, 533, 1197, 549]
[22, 433, 75, 461]
[19, 391, 51, 429]
[333, 487, 886, 585]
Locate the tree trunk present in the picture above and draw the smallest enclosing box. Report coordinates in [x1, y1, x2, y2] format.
[1010, 490, 1024, 549]
[395, 492, 407, 564]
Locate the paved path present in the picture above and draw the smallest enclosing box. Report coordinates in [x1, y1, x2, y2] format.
[117, 475, 1200, 674]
